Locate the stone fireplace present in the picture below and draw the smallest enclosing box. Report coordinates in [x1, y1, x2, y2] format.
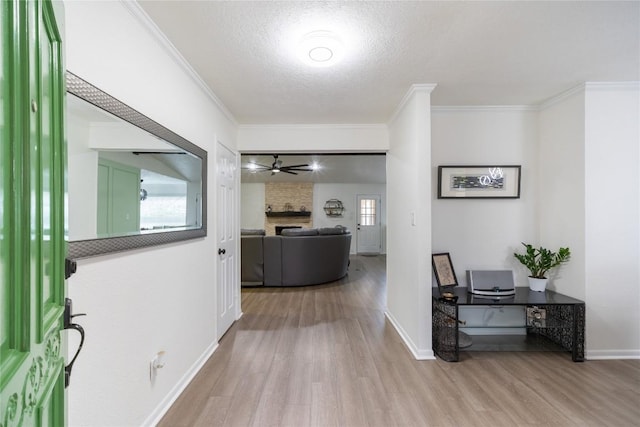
[264, 182, 313, 235]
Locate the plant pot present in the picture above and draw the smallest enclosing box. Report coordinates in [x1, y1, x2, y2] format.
[528, 277, 548, 292]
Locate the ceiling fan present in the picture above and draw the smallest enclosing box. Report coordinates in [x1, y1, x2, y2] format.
[244, 154, 313, 175]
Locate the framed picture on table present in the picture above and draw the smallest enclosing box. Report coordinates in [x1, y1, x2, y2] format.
[432, 252, 458, 288]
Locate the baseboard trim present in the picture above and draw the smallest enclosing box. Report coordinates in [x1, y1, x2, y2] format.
[384, 311, 435, 360]
[142, 340, 219, 427]
[586, 349, 640, 360]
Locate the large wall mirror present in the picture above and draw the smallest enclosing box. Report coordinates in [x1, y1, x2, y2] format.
[66, 72, 207, 259]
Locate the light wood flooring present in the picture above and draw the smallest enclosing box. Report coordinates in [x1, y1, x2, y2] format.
[159, 255, 640, 426]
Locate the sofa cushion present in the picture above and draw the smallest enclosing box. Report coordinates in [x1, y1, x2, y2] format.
[318, 226, 349, 235]
[281, 228, 318, 236]
[280, 234, 352, 286]
[263, 236, 282, 286]
[241, 228, 266, 236]
[241, 236, 264, 285]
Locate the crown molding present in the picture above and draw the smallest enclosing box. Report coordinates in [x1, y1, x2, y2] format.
[237, 123, 388, 130]
[431, 105, 538, 113]
[539, 81, 640, 110]
[584, 81, 640, 91]
[387, 84, 438, 125]
[121, 0, 238, 127]
[538, 83, 586, 110]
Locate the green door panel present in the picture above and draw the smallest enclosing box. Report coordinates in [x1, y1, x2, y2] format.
[111, 167, 141, 234]
[97, 158, 140, 236]
[1, 0, 66, 426]
[97, 163, 109, 236]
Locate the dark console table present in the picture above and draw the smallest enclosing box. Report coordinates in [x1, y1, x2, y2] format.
[432, 287, 585, 362]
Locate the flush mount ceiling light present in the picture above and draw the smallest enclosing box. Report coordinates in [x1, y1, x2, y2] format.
[298, 30, 344, 67]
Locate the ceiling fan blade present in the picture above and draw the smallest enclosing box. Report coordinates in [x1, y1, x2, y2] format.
[250, 163, 271, 169]
[282, 163, 309, 168]
[282, 167, 313, 172]
[281, 170, 298, 175]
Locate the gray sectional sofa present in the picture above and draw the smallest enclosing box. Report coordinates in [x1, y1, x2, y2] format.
[241, 227, 351, 287]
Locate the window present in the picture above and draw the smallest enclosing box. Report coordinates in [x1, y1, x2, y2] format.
[140, 170, 188, 231]
[359, 198, 376, 226]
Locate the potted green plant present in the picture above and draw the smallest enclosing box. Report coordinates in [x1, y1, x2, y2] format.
[513, 243, 571, 291]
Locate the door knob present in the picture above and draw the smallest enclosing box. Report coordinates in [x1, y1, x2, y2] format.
[218, 248, 226, 255]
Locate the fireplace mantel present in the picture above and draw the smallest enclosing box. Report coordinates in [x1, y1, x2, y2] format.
[265, 211, 311, 218]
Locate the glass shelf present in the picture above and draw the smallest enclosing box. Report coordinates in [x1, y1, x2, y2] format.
[463, 334, 566, 352]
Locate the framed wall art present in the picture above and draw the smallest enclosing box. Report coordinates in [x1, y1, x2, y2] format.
[437, 165, 521, 199]
[432, 252, 458, 288]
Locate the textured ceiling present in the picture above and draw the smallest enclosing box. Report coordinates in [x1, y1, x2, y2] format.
[138, 1, 639, 124]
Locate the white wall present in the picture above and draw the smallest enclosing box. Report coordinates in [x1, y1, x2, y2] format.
[386, 85, 435, 359]
[237, 124, 388, 153]
[64, 1, 236, 426]
[538, 90, 586, 299]
[583, 84, 640, 357]
[241, 183, 266, 229]
[539, 83, 640, 359]
[431, 107, 539, 287]
[313, 183, 386, 254]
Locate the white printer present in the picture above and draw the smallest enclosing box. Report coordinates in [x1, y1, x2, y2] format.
[466, 270, 516, 297]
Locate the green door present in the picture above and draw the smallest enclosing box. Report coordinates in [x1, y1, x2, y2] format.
[97, 158, 141, 236]
[1, 0, 67, 425]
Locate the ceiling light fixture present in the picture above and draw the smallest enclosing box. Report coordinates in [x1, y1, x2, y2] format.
[298, 30, 344, 67]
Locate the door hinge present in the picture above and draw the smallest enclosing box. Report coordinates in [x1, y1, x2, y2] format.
[65, 258, 77, 279]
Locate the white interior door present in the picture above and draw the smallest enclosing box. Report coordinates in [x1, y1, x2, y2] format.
[217, 142, 238, 338]
[356, 194, 381, 254]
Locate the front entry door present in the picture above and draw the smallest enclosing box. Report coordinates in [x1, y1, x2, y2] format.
[1, 1, 67, 425]
[356, 194, 382, 254]
[216, 142, 238, 338]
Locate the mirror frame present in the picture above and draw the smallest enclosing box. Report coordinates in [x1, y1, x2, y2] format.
[66, 71, 207, 259]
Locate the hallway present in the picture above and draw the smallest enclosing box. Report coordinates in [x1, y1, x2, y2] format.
[159, 255, 639, 426]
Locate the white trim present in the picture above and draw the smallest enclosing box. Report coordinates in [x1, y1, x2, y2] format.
[142, 341, 219, 427]
[238, 123, 388, 130]
[384, 311, 436, 360]
[584, 81, 640, 92]
[121, 0, 238, 126]
[538, 83, 586, 110]
[586, 349, 640, 360]
[539, 81, 640, 110]
[387, 84, 437, 125]
[432, 105, 538, 113]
